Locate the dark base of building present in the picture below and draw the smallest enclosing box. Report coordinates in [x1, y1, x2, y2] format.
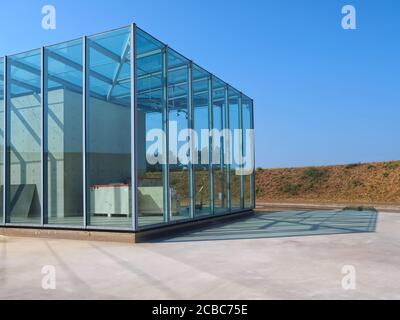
[0, 210, 253, 243]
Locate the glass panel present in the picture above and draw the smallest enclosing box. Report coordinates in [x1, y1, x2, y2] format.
[229, 87, 241, 211]
[0, 58, 3, 222]
[242, 96, 253, 209]
[87, 27, 132, 228]
[168, 49, 190, 221]
[136, 28, 166, 227]
[7, 49, 42, 224]
[212, 77, 228, 214]
[193, 65, 211, 217]
[45, 39, 83, 225]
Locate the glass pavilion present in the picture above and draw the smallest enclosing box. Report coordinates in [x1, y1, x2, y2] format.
[0, 24, 255, 232]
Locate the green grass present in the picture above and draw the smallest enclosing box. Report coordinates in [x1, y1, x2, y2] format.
[281, 184, 302, 196]
[383, 172, 390, 178]
[345, 163, 362, 169]
[383, 162, 399, 170]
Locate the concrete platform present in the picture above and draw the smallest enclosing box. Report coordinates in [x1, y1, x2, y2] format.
[0, 211, 252, 244]
[0, 210, 399, 299]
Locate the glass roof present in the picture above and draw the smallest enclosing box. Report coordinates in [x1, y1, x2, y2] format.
[4, 25, 249, 104]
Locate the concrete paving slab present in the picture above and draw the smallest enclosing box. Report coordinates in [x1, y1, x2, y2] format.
[0, 210, 399, 300]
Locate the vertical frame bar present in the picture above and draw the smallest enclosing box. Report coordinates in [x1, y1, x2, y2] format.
[250, 99, 256, 209]
[82, 36, 88, 228]
[2, 56, 7, 225]
[239, 93, 244, 209]
[4, 57, 10, 224]
[219, 86, 225, 214]
[208, 75, 214, 215]
[131, 24, 138, 231]
[163, 46, 170, 224]
[188, 61, 195, 219]
[41, 47, 48, 225]
[224, 85, 231, 213]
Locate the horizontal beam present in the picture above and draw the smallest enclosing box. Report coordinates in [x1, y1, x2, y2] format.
[88, 39, 122, 63]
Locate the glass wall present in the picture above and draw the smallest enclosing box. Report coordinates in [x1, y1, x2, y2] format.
[0, 58, 3, 223]
[229, 87, 241, 211]
[7, 49, 42, 224]
[242, 95, 254, 209]
[45, 39, 84, 225]
[0, 25, 254, 231]
[193, 65, 211, 217]
[168, 49, 190, 221]
[212, 77, 228, 214]
[136, 28, 166, 227]
[87, 27, 132, 228]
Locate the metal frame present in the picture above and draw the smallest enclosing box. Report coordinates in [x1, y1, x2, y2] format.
[188, 61, 195, 219]
[224, 85, 231, 212]
[250, 99, 256, 209]
[131, 23, 138, 230]
[82, 36, 88, 228]
[208, 75, 215, 215]
[3, 57, 10, 224]
[0, 24, 254, 233]
[162, 46, 170, 224]
[239, 93, 245, 209]
[40, 47, 47, 225]
[2, 56, 7, 225]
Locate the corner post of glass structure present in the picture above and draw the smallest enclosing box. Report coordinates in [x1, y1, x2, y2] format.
[224, 85, 231, 212]
[239, 93, 244, 209]
[2, 56, 7, 225]
[82, 35, 88, 228]
[162, 46, 170, 224]
[250, 99, 256, 209]
[131, 23, 138, 231]
[208, 75, 214, 215]
[188, 61, 195, 219]
[41, 47, 48, 226]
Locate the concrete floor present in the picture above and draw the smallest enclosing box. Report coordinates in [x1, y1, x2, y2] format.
[0, 210, 399, 300]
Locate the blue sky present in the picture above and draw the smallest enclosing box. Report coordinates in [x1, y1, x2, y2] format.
[1, 0, 399, 168]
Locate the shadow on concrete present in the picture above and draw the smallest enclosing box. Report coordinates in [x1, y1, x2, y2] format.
[151, 210, 378, 243]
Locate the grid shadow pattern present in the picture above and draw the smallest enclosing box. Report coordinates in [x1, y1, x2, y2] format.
[151, 209, 378, 243]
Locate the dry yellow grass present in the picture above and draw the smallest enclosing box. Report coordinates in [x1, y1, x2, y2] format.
[256, 161, 400, 205]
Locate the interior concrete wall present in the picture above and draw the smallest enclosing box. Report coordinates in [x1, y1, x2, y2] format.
[9, 94, 41, 217]
[47, 89, 82, 218]
[8, 88, 132, 219]
[87, 92, 131, 187]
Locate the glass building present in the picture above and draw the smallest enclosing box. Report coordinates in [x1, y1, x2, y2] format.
[0, 24, 255, 233]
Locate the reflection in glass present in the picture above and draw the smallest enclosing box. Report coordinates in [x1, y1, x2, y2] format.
[87, 27, 132, 228]
[136, 28, 166, 227]
[212, 77, 228, 214]
[7, 50, 42, 224]
[242, 96, 253, 209]
[193, 65, 211, 217]
[45, 39, 84, 225]
[229, 87, 241, 211]
[168, 49, 190, 221]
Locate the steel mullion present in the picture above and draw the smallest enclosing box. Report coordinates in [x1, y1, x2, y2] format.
[163, 46, 170, 224]
[82, 36, 88, 228]
[131, 23, 138, 231]
[208, 75, 214, 215]
[239, 93, 244, 209]
[225, 86, 231, 213]
[250, 99, 256, 209]
[2, 56, 7, 225]
[188, 62, 195, 219]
